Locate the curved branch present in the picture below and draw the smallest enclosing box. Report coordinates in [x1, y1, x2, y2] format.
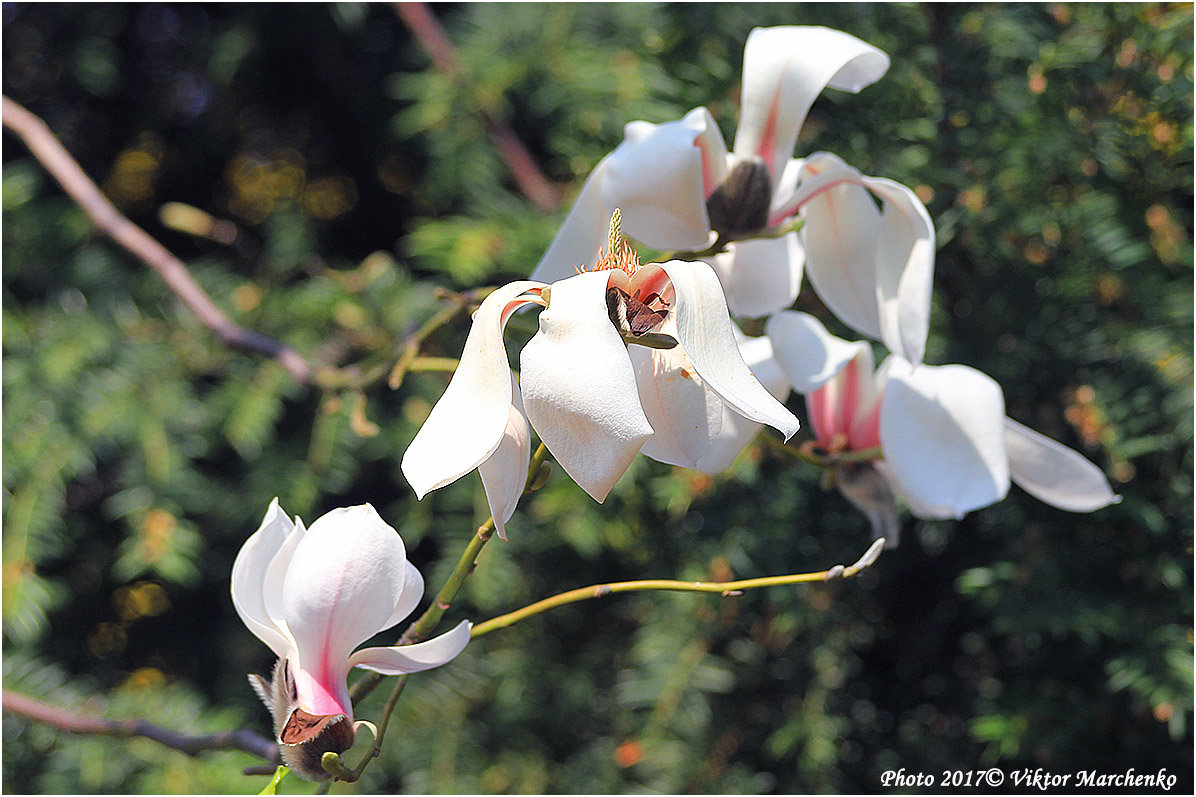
[470, 537, 887, 637]
[2, 688, 280, 764]
[1, 95, 314, 384]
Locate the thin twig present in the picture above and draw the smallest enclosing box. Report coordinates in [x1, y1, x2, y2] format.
[1, 95, 313, 383]
[469, 538, 887, 638]
[1, 689, 280, 763]
[394, 2, 559, 213]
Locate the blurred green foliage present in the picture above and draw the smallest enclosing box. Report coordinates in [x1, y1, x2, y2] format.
[3, 2, 1192, 793]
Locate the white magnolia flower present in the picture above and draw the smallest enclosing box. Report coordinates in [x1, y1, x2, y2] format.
[531, 24, 932, 349]
[231, 500, 471, 780]
[764, 312, 1120, 535]
[402, 242, 799, 536]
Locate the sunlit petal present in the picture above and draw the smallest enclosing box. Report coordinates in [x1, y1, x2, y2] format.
[282, 506, 410, 676]
[708, 232, 804, 318]
[631, 317, 724, 469]
[863, 176, 935, 363]
[660, 259, 799, 439]
[797, 154, 884, 341]
[881, 360, 1010, 517]
[380, 561, 425, 633]
[348, 620, 472, 676]
[401, 281, 543, 500]
[531, 160, 612, 284]
[734, 26, 889, 182]
[478, 374, 533, 540]
[695, 333, 791, 474]
[765, 310, 869, 394]
[520, 270, 654, 501]
[1004, 418, 1120, 511]
[231, 498, 297, 658]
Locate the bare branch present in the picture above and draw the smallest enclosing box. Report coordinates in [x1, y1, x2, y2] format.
[1, 95, 314, 384]
[395, 2, 560, 213]
[2, 688, 280, 763]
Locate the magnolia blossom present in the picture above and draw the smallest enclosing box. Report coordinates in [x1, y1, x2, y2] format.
[402, 244, 799, 536]
[231, 500, 471, 780]
[531, 25, 932, 348]
[762, 311, 1120, 537]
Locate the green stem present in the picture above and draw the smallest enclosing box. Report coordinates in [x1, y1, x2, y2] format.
[469, 537, 886, 638]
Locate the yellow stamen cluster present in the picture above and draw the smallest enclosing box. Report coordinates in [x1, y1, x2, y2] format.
[580, 209, 641, 275]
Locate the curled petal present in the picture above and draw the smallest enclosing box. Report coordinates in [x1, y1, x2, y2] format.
[695, 333, 791, 474]
[478, 374, 533, 540]
[1004, 418, 1120, 511]
[520, 270, 654, 501]
[630, 319, 724, 469]
[863, 176, 935, 363]
[380, 561, 426, 633]
[881, 360, 1010, 517]
[349, 619, 472, 675]
[765, 310, 869, 394]
[708, 232, 804, 318]
[659, 259, 799, 439]
[282, 506, 410, 686]
[734, 26, 889, 182]
[401, 281, 544, 500]
[231, 498, 299, 658]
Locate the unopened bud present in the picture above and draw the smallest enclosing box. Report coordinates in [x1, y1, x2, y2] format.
[705, 157, 772, 237]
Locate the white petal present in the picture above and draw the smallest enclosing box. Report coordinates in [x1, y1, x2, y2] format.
[1004, 418, 1120, 511]
[863, 176, 935, 363]
[520, 270, 654, 502]
[631, 322, 724, 469]
[282, 505, 410, 671]
[873, 460, 957, 520]
[531, 161, 611, 284]
[695, 333, 791, 473]
[659, 260, 799, 439]
[231, 498, 297, 658]
[260, 514, 306, 636]
[478, 374, 533, 540]
[380, 561, 425, 633]
[881, 360, 1010, 517]
[604, 110, 717, 250]
[401, 281, 543, 499]
[734, 26, 889, 182]
[796, 153, 884, 341]
[348, 619, 472, 676]
[708, 232, 804, 318]
[765, 310, 869, 394]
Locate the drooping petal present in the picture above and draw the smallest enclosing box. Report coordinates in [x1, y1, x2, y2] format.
[630, 317, 724, 469]
[380, 561, 425, 634]
[837, 463, 901, 545]
[401, 281, 543, 500]
[863, 176, 935, 363]
[1004, 418, 1120, 511]
[881, 359, 1010, 517]
[231, 498, 298, 659]
[795, 153, 884, 342]
[733, 26, 889, 183]
[530, 161, 612, 284]
[282, 506, 410, 695]
[659, 259, 799, 439]
[695, 333, 791, 474]
[765, 310, 869, 394]
[478, 373, 533, 540]
[603, 109, 718, 250]
[520, 270, 654, 501]
[348, 619, 473, 676]
[707, 232, 804, 318]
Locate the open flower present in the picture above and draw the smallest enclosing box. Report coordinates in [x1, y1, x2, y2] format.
[402, 223, 799, 536]
[531, 25, 933, 331]
[231, 500, 471, 780]
[762, 312, 1120, 537]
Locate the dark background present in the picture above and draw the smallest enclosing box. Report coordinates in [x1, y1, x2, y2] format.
[3, 3, 1192, 793]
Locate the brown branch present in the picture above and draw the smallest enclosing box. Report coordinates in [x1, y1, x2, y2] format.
[2, 688, 280, 764]
[1, 95, 314, 384]
[395, 2, 560, 213]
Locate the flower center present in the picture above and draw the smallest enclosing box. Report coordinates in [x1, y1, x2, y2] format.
[705, 156, 772, 237]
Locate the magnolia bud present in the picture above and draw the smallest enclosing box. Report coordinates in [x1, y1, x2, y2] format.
[705, 157, 772, 236]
